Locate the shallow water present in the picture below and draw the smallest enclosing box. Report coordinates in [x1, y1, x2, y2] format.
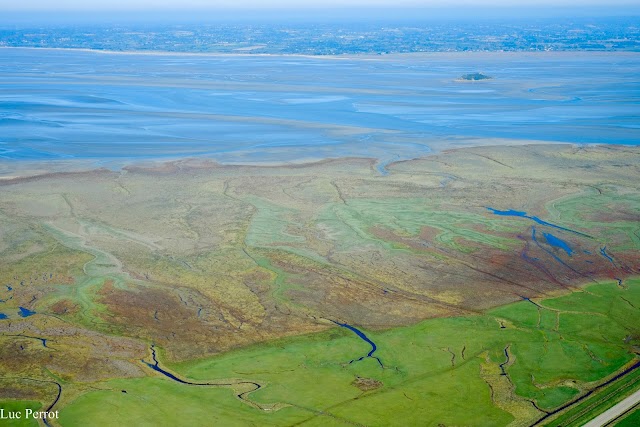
[18, 306, 36, 317]
[487, 207, 590, 237]
[1, 49, 639, 167]
[543, 232, 573, 256]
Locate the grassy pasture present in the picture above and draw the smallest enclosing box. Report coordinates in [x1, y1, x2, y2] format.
[53, 278, 640, 426]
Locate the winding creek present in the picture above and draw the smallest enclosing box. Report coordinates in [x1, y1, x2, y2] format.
[139, 321, 385, 414]
[142, 345, 273, 410]
[600, 246, 616, 266]
[331, 320, 384, 368]
[2, 378, 63, 427]
[499, 345, 511, 376]
[43, 381, 62, 427]
[486, 207, 592, 238]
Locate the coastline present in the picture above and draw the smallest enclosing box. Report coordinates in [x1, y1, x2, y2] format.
[3, 45, 640, 60]
[2, 142, 638, 181]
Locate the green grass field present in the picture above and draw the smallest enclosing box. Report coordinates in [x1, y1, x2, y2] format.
[543, 367, 640, 426]
[47, 278, 640, 426]
[614, 407, 640, 427]
[0, 401, 42, 427]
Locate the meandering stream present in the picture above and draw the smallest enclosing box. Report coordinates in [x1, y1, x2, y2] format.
[141, 345, 275, 410]
[331, 320, 384, 368]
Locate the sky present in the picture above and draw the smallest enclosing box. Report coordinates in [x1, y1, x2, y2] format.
[1, 0, 639, 10]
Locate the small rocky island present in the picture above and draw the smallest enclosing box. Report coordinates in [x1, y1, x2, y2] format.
[459, 72, 493, 81]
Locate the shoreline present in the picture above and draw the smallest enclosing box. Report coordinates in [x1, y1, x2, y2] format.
[3, 142, 640, 182]
[0, 142, 575, 182]
[3, 46, 640, 60]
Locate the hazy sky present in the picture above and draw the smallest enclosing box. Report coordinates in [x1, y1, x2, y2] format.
[2, 0, 638, 10]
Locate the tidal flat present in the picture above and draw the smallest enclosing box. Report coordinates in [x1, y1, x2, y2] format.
[2, 49, 639, 173]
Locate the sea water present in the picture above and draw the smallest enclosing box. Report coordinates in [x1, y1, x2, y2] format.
[1, 49, 638, 167]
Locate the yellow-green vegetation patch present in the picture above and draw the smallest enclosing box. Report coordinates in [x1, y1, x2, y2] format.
[244, 196, 306, 247]
[546, 190, 640, 251]
[326, 198, 520, 252]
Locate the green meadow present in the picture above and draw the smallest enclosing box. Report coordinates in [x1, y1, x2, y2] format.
[545, 367, 640, 426]
[50, 278, 640, 426]
[0, 402, 41, 427]
[614, 409, 640, 427]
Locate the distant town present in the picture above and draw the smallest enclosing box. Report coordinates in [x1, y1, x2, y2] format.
[1, 16, 638, 54]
